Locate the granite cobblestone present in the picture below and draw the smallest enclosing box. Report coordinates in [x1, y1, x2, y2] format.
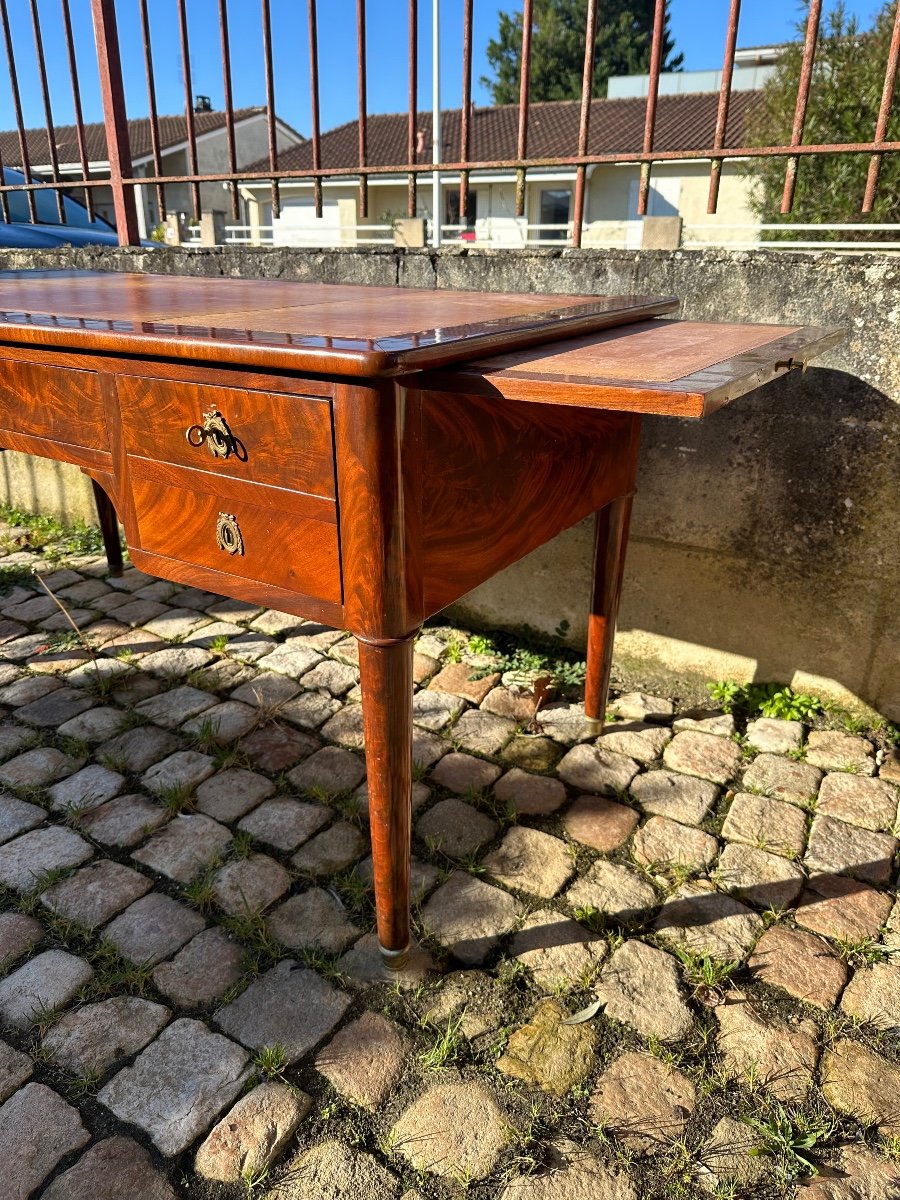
[0, 542, 894, 1200]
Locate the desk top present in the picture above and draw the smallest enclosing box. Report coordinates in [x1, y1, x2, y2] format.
[0, 270, 677, 376]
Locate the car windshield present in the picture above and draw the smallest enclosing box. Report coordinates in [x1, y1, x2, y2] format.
[2, 168, 113, 230]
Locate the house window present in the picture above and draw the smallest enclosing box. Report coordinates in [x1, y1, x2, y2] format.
[539, 188, 571, 240]
[445, 188, 476, 232]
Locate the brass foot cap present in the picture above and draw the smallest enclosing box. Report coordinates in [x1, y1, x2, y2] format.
[379, 944, 410, 971]
[583, 717, 604, 736]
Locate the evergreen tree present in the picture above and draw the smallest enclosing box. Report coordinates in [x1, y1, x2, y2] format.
[481, 0, 682, 105]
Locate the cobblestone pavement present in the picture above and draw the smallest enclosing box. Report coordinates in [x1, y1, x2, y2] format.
[0, 539, 899, 1200]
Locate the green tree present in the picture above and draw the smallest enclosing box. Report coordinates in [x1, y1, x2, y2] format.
[746, 0, 900, 232]
[481, 0, 682, 104]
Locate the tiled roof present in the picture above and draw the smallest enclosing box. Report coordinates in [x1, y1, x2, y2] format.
[0, 107, 298, 169]
[242, 90, 762, 176]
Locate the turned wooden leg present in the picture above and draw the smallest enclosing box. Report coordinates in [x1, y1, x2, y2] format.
[90, 479, 123, 576]
[584, 494, 633, 730]
[357, 632, 416, 968]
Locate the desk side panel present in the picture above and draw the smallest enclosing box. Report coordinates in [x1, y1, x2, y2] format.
[417, 388, 641, 618]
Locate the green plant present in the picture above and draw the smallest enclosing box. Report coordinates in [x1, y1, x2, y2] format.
[707, 679, 823, 721]
[156, 783, 197, 816]
[182, 872, 218, 913]
[254, 1043, 288, 1080]
[0, 562, 37, 593]
[419, 1012, 463, 1070]
[230, 830, 254, 860]
[834, 936, 897, 968]
[66, 1071, 101, 1100]
[467, 634, 494, 656]
[674, 948, 739, 1003]
[86, 941, 154, 997]
[744, 1101, 833, 1180]
[35, 630, 84, 654]
[190, 716, 222, 753]
[240, 1163, 270, 1197]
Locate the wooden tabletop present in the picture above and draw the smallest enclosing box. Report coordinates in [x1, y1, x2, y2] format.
[0, 271, 677, 376]
[421, 318, 844, 418]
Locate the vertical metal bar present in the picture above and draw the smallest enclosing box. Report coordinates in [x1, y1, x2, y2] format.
[707, 0, 741, 214]
[0, 0, 37, 222]
[781, 0, 822, 214]
[458, 0, 472, 225]
[0, 123, 8, 224]
[138, 0, 165, 221]
[29, 0, 65, 222]
[357, 0, 368, 219]
[90, 0, 140, 244]
[571, 0, 597, 248]
[862, 0, 900, 213]
[515, 0, 533, 218]
[218, 0, 240, 221]
[431, 0, 441, 246]
[61, 0, 95, 221]
[260, 0, 280, 218]
[407, 0, 417, 217]
[637, 0, 665, 216]
[308, 0, 323, 217]
[176, 0, 201, 220]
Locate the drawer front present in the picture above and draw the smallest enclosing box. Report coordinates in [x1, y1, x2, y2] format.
[117, 375, 335, 497]
[0, 358, 106, 448]
[130, 473, 341, 605]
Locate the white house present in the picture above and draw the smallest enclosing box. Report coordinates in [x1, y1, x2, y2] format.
[237, 86, 765, 249]
[0, 102, 304, 238]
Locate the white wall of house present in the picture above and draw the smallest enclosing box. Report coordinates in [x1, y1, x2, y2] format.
[245, 157, 761, 249]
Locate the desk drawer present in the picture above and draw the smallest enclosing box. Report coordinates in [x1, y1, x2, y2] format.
[0, 358, 106, 448]
[117, 375, 335, 498]
[130, 468, 341, 605]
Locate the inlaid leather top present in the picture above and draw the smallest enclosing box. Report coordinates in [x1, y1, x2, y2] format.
[0, 270, 677, 376]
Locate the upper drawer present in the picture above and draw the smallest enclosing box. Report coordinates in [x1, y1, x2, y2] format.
[116, 375, 335, 498]
[0, 358, 106, 448]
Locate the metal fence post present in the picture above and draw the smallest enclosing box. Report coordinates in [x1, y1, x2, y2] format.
[90, 0, 141, 245]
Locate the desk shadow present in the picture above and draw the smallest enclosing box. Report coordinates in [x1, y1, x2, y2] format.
[505, 865, 894, 961]
[625, 367, 900, 713]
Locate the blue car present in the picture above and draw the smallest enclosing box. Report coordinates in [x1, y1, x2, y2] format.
[0, 167, 151, 248]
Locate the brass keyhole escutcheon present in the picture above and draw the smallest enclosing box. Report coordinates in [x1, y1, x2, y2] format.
[216, 512, 244, 556]
[186, 409, 244, 460]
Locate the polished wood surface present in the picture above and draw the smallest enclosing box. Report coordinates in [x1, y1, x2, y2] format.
[129, 469, 341, 604]
[0, 270, 677, 375]
[358, 634, 417, 958]
[585, 497, 634, 723]
[0, 272, 842, 964]
[422, 320, 844, 417]
[0, 358, 106, 447]
[117, 375, 336, 498]
[419, 392, 641, 617]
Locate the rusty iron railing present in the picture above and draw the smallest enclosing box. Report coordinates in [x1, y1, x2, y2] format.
[0, 0, 895, 247]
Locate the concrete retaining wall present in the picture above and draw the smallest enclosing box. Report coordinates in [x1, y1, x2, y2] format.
[2, 244, 897, 718]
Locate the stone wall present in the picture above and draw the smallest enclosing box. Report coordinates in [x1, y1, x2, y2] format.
[1, 244, 897, 718]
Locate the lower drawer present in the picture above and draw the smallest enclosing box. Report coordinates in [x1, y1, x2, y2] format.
[130, 473, 342, 605]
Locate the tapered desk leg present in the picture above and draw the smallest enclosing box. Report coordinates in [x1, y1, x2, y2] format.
[584, 494, 633, 731]
[90, 479, 123, 576]
[358, 632, 416, 968]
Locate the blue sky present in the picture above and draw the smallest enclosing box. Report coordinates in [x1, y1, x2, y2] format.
[0, 0, 887, 139]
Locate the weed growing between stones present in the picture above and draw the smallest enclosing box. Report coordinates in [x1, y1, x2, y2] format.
[743, 1098, 835, 1181]
[254, 1043, 288, 1081]
[833, 936, 898, 968]
[419, 1013, 464, 1071]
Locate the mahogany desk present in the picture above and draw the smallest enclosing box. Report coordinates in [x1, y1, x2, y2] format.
[0, 271, 841, 966]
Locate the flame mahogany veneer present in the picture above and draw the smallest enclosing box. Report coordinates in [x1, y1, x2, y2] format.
[0, 271, 841, 964]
